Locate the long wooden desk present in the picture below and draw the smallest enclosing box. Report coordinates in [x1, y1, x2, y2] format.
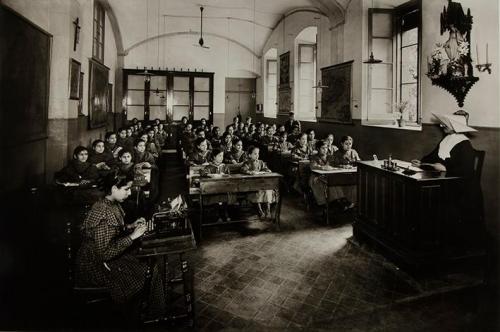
[311, 167, 357, 225]
[354, 160, 464, 272]
[196, 172, 283, 239]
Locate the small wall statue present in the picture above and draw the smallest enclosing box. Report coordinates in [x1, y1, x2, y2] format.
[426, 0, 478, 108]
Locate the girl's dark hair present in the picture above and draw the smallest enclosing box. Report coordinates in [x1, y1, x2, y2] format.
[316, 139, 328, 150]
[195, 137, 207, 147]
[306, 128, 315, 135]
[226, 124, 234, 131]
[247, 145, 259, 154]
[211, 148, 224, 160]
[232, 137, 243, 145]
[134, 138, 146, 147]
[92, 139, 105, 148]
[105, 131, 116, 140]
[73, 146, 88, 158]
[298, 132, 307, 139]
[195, 127, 205, 135]
[101, 171, 134, 195]
[118, 148, 133, 158]
[212, 126, 220, 135]
[279, 131, 288, 138]
[118, 127, 127, 133]
[221, 132, 232, 141]
[339, 135, 353, 144]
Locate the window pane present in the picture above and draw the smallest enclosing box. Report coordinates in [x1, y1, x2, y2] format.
[299, 97, 313, 114]
[299, 79, 313, 94]
[401, 84, 417, 121]
[268, 73, 277, 87]
[150, 106, 166, 121]
[127, 90, 144, 105]
[372, 12, 392, 37]
[150, 76, 166, 90]
[193, 106, 209, 120]
[300, 46, 314, 62]
[194, 77, 209, 91]
[173, 76, 189, 90]
[194, 92, 209, 105]
[372, 38, 392, 63]
[267, 86, 276, 99]
[370, 89, 393, 116]
[128, 75, 145, 89]
[173, 106, 189, 121]
[401, 45, 418, 83]
[127, 106, 145, 120]
[149, 92, 166, 105]
[173, 91, 189, 105]
[402, 27, 418, 46]
[370, 64, 392, 89]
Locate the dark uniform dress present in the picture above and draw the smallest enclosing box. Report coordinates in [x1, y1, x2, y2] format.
[240, 160, 276, 203]
[308, 154, 344, 205]
[188, 150, 212, 165]
[421, 137, 484, 247]
[56, 160, 102, 204]
[228, 150, 248, 164]
[76, 198, 165, 314]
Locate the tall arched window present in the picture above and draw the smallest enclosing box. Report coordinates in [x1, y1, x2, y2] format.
[263, 48, 277, 118]
[294, 27, 317, 121]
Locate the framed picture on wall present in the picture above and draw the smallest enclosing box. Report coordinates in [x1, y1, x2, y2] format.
[69, 58, 81, 100]
[279, 51, 290, 89]
[319, 60, 354, 124]
[88, 59, 109, 128]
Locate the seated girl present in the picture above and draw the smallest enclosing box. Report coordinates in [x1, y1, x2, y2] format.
[227, 138, 248, 165]
[273, 131, 294, 153]
[115, 149, 136, 179]
[210, 126, 222, 148]
[220, 132, 233, 162]
[306, 129, 317, 154]
[133, 139, 156, 168]
[252, 124, 266, 144]
[287, 125, 301, 144]
[291, 133, 312, 161]
[146, 129, 160, 159]
[200, 149, 235, 221]
[240, 146, 276, 219]
[105, 131, 122, 158]
[325, 133, 339, 155]
[333, 135, 360, 166]
[181, 123, 196, 156]
[188, 137, 212, 166]
[309, 140, 345, 206]
[89, 139, 115, 176]
[225, 124, 239, 141]
[261, 126, 279, 146]
[156, 123, 168, 148]
[195, 127, 212, 150]
[56, 146, 99, 186]
[75, 172, 165, 319]
[116, 128, 132, 150]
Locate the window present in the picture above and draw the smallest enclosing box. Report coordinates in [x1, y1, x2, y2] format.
[365, 1, 420, 129]
[265, 59, 277, 117]
[93, 2, 105, 63]
[297, 44, 317, 121]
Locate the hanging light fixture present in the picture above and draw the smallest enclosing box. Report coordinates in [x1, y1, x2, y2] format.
[363, 0, 382, 64]
[137, 0, 155, 82]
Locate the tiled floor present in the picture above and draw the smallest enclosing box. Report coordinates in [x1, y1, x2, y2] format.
[181, 194, 485, 330]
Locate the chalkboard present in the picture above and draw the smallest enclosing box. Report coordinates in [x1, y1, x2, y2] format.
[320, 61, 353, 124]
[0, 5, 51, 145]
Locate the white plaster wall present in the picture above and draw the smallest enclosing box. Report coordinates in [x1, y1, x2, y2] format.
[421, 0, 499, 127]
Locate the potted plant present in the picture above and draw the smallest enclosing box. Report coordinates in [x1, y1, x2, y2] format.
[394, 101, 409, 127]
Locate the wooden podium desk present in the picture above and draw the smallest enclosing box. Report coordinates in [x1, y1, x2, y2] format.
[354, 160, 463, 272]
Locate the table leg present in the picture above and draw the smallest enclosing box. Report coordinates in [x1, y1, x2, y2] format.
[198, 194, 203, 240]
[323, 177, 330, 225]
[275, 183, 282, 230]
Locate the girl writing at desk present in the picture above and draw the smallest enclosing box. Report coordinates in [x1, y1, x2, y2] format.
[333, 136, 360, 166]
[188, 137, 212, 166]
[291, 133, 312, 161]
[56, 146, 99, 186]
[241, 146, 275, 219]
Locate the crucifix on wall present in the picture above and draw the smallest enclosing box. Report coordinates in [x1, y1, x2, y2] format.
[73, 18, 81, 51]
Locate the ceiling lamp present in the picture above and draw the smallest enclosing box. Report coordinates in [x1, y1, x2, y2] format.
[193, 6, 210, 49]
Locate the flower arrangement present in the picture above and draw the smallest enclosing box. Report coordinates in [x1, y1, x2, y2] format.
[393, 100, 409, 120]
[427, 39, 470, 79]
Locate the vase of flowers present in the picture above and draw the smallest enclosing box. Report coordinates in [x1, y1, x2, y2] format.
[393, 101, 409, 127]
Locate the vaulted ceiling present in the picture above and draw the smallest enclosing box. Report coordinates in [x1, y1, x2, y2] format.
[104, 0, 352, 56]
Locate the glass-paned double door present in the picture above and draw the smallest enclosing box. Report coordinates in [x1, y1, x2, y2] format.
[124, 69, 213, 123]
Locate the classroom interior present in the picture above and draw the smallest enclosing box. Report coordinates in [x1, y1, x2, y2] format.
[0, 0, 499, 330]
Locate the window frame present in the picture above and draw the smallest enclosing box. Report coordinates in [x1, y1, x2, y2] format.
[92, 1, 105, 63]
[297, 42, 317, 121]
[265, 59, 277, 118]
[365, 0, 422, 130]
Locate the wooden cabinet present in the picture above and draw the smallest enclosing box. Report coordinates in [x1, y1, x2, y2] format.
[354, 161, 463, 271]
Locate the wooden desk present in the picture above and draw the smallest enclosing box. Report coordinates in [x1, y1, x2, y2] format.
[136, 219, 197, 326]
[354, 160, 463, 272]
[311, 167, 357, 225]
[197, 173, 283, 238]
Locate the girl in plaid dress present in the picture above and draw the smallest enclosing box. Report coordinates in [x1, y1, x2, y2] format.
[76, 173, 165, 318]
